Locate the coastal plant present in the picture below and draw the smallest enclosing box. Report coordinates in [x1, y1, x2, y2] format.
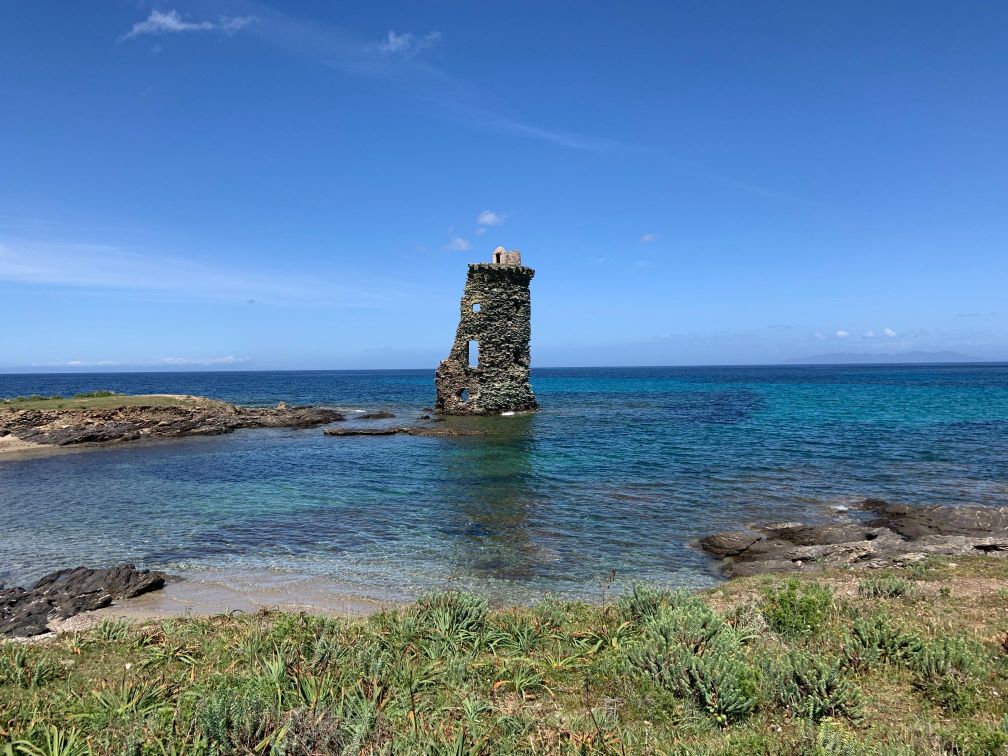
[0, 646, 60, 689]
[618, 583, 687, 624]
[72, 391, 116, 399]
[857, 575, 918, 600]
[194, 675, 279, 751]
[89, 618, 132, 643]
[776, 652, 862, 723]
[7, 725, 91, 756]
[812, 718, 870, 756]
[912, 636, 989, 712]
[487, 617, 544, 655]
[75, 675, 174, 726]
[494, 661, 545, 698]
[627, 601, 758, 725]
[760, 578, 834, 638]
[277, 708, 350, 755]
[415, 591, 489, 639]
[142, 641, 199, 669]
[937, 721, 1008, 756]
[842, 614, 923, 670]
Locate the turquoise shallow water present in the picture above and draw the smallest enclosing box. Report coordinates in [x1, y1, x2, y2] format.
[1, 365, 1007, 602]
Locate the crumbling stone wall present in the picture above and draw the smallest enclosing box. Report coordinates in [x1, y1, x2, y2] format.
[435, 248, 538, 415]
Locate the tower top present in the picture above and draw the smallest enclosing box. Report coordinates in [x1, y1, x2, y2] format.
[491, 246, 522, 266]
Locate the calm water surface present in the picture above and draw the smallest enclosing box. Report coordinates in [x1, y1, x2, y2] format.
[1, 365, 1007, 602]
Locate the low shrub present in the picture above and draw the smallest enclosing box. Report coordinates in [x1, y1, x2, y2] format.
[0, 646, 60, 689]
[415, 591, 488, 639]
[912, 636, 989, 712]
[761, 578, 834, 638]
[777, 652, 862, 723]
[858, 575, 918, 600]
[938, 720, 1008, 756]
[195, 675, 280, 750]
[627, 600, 759, 725]
[842, 614, 922, 670]
[618, 583, 689, 623]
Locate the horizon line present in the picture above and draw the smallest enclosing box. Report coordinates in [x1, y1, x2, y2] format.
[2, 360, 1007, 377]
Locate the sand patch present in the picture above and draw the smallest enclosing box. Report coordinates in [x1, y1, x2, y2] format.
[0, 435, 42, 456]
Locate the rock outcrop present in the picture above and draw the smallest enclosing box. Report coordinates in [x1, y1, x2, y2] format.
[698, 499, 1008, 577]
[0, 400, 345, 449]
[435, 247, 538, 415]
[1, 564, 168, 637]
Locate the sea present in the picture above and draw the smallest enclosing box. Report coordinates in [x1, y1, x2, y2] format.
[1, 365, 1007, 604]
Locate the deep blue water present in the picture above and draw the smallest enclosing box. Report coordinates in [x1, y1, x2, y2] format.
[2, 365, 1007, 602]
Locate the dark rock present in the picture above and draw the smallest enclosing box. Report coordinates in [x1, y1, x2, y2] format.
[324, 425, 484, 438]
[324, 427, 403, 436]
[0, 401, 346, 450]
[697, 530, 761, 558]
[699, 499, 1008, 578]
[858, 498, 1008, 539]
[1, 564, 169, 638]
[358, 411, 396, 420]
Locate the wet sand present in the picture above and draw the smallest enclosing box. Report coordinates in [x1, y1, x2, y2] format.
[52, 569, 394, 634]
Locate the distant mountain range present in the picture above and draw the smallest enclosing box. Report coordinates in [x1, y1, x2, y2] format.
[786, 351, 981, 365]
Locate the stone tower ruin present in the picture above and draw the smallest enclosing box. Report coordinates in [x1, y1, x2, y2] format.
[435, 247, 538, 415]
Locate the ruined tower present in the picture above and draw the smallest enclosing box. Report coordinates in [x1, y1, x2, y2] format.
[435, 247, 538, 415]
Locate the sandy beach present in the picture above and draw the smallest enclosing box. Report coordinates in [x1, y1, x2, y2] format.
[45, 569, 393, 637]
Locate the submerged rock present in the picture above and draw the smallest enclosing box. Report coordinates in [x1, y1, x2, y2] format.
[358, 411, 396, 420]
[324, 426, 484, 438]
[1, 564, 169, 638]
[698, 499, 1008, 577]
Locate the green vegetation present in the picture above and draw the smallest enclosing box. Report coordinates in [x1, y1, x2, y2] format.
[760, 577, 835, 638]
[1, 560, 1007, 754]
[858, 575, 919, 600]
[1, 393, 199, 411]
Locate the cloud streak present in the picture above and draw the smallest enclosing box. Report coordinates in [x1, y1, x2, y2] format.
[123, 10, 257, 39]
[0, 239, 386, 308]
[213, 3, 626, 154]
[477, 210, 505, 227]
[445, 237, 471, 252]
[378, 30, 442, 58]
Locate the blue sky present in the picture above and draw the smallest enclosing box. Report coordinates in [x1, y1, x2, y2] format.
[1, 1, 1006, 370]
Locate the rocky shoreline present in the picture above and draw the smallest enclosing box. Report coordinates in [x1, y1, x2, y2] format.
[4, 498, 1006, 638]
[1, 564, 169, 637]
[698, 497, 1008, 577]
[0, 397, 345, 450]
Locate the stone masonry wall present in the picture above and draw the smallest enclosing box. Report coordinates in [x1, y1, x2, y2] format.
[435, 253, 538, 415]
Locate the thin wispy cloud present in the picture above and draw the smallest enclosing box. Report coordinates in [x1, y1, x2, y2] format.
[475, 210, 505, 235]
[31, 356, 250, 369]
[477, 210, 505, 227]
[836, 330, 850, 338]
[378, 30, 442, 58]
[445, 237, 471, 252]
[883, 327, 897, 337]
[123, 10, 257, 39]
[161, 355, 249, 366]
[206, 3, 625, 154]
[640, 233, 657, 243]
[0, 239, 386, 308]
